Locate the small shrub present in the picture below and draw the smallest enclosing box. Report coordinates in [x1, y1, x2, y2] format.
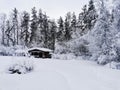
[8, 61, 34, 74]
[108, 62, 120, 70]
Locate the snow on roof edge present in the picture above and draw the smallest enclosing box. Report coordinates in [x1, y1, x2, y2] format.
[28, 47, 53, 52]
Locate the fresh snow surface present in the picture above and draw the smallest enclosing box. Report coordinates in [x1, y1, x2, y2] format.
[0, 56, 120, 90]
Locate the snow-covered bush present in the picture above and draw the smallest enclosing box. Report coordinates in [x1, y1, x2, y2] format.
[55, 42, 73, 54]
[106, 61, 120, 70]
[54, 38, 92, 60]
[97, 55, 109, 65]
[112, 33, 120, 62]
[52, 53, 76, 60]
[73, 44, 90, 56]
[0, 45, 28, 56]
[0, 46, 13, 56]
[55, 38, 91, 58]
[7, 60, 34, 74]
[96, 49, 117, 65]
[14, 49, 29, 57]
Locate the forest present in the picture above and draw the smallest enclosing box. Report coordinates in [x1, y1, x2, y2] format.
[0, 0, 120, 65]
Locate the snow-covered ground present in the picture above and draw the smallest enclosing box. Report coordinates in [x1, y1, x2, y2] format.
[0, 56, 120, 90]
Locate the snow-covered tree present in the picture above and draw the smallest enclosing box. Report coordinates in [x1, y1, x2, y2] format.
[20, 11, 30, 47]
[111, 0, 120, 62]
[89, 0, 114, 64]
[112, 0, 120, 33]
[29, 7, 38, 47]
[57, 16, 64, 42]
[0, 14, 6, 46]
[37, 9, 44, 46]
[86, 0, 98, 30]
[71, 12, 77, 38]
[77, 5, 88, 35]
[5, 19, 14, 46]
[71, 12, 77, 29]
[42, 14, 49, 48]
[12, 8, 19, 46]
[64, 13, 72, 41]
[48, 20, 57, 50]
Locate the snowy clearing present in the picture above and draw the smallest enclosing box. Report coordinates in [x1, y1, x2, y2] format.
[0, 56, 120, 90]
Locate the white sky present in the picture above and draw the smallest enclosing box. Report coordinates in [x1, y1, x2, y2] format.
[0, 0, 89, 19]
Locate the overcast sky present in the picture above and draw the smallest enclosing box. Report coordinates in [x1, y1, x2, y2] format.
[0, 0, 89, 19]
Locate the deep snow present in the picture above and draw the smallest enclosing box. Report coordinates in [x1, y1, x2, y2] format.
[0, 56, 120, 90]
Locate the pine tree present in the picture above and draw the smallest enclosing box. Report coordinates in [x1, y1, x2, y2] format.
[11, 8, 19, 46]
[20, 11, 30, 47]
[71, 12, 77, 38]
[0, 14, 6, 46]
[48, 20, 57, 50]
[110, 9, 114, 24]
[5, 19, 15, 46]
[42, 14, 49, 48]
[78, 5, 88, 35]
[29, 7, 38, 47]
[111, 0, 120, 62]
[57, 16, 64, 42]
[77, 1, 97, 35]
[38, 9, 43, 25]
[71, 12, 77, 29]
[37, 9, 44, 46]
[5, 20, 11, 46]
[86, 0, 98, 30]
[64, 16, 71, 41]
[90, 0, 113, 64]
[113, 0, 120, 32]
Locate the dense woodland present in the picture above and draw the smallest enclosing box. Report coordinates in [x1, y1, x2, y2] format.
[0, 0, 120, 65]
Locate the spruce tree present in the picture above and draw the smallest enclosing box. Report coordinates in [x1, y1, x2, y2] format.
[12, 8, 19, 46]
[42, 14, 49, 48]
[48, 20, 57, 50]
[86, 0, 98, 30]
[90, 0, 113, 64]
[64, 16, 71, 41]
[20, 11, 30, 47]
[0, 14, 6, 46]
[78, 5, 88, 35]
[71, 12, 77, 38]
[57, 16, 64, 42]
[111, 0, 120, 62]
[37, 9, 44, 46]
[71, 12, 77, 29]
[29, 7, 38, 47]
[5, 20, 11, 46]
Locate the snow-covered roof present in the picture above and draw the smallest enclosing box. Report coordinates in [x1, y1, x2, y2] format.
[28, 47, 52, 52]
